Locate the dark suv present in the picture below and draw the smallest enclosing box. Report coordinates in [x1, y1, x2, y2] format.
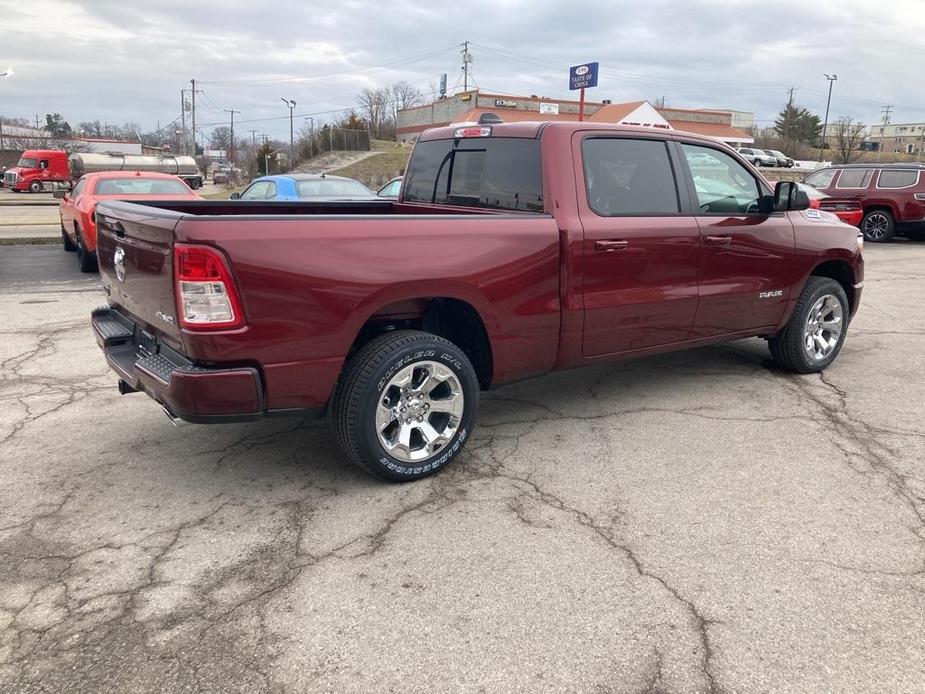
[803, 163, 925, 242]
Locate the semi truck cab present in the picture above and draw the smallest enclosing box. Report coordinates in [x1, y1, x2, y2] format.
[3, 149, 70, 192]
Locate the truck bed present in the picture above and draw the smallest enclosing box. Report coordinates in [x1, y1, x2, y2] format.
[94, 198, 562, 416]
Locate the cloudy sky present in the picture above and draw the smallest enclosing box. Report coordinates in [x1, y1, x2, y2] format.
[2, 0, 924, 143]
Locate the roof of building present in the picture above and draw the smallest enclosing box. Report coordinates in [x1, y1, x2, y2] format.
[458, 107, 581, 124]
[587, 101, 648, 123]
[666, 120, 752, 140]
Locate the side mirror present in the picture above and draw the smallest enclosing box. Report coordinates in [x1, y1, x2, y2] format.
[53, 190, 68, 199]
[774, 181, 810, 212]
[229, 192, 241, 200]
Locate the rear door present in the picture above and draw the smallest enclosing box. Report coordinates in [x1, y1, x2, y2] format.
[676, 142, 796, 337]
[95, 202, 184, 351]
[576, 134, 700, 356]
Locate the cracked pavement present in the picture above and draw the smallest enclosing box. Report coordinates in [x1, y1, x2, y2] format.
[1, 243, 924, 693]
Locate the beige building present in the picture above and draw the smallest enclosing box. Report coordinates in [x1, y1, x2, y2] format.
[869, 122, 925, 155]
[397, 91, 754, 147]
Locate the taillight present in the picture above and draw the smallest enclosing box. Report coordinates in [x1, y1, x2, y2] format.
[174, 244, 244, 330]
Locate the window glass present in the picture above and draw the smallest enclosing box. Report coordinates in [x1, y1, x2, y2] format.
[379, 179, 401, 197]
[803, 169, 836, 189]
[94, 178, 191, 195]
[681, 143, 761, 214]
[296, 179, 374, 197]
[582, 138, 679, 215]
[240, 181, 272, 200]
[72, 178, 87, 197]
[835, 169, 871, 189]
[17, 157, 37, 168]
[403, 138, 543, 211]
[878, 169, 920, 189]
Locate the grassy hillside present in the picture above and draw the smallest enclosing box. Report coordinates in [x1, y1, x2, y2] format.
[329, 139, 411, 189]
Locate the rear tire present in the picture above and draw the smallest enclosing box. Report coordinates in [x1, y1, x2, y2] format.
[332, 330, 478, 481]
[768, 277, 849, 373]
[76, 227, 98, 273]
[62, 225, 77, 252]
[861, 209, 895, 243]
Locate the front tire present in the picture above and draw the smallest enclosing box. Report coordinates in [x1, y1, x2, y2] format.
[28, 180, 42, 194]
[768, 277, 849, 373]
[332, 330, 478, 481]
[861, 209, 895, 242]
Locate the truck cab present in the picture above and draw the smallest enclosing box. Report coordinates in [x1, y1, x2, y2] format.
[3, 149, 70, 193]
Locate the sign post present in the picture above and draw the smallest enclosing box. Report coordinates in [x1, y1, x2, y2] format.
[569, 62, 599, 122]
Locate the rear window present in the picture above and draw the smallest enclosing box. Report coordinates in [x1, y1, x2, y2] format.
[95, 178, 190, 195]
[296, 179, 374, 197]
[403, 137, 543, 211]
[835, 169, 872, 189]
[583, 138, 680, 215]
[878, 169, 920, 189]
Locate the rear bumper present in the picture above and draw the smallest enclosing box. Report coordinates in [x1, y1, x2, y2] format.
[92, 307, 265, 423]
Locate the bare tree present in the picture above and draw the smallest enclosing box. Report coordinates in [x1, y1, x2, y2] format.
[390, 80, 423, 122]
[832, 116, 866, 164]
[357, 87, 390, 138]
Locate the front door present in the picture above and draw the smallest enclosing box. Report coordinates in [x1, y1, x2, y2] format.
[676, 142, 797, 337]
[577, 135, 700, 357]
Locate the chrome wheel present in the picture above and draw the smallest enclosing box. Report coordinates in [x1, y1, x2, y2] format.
[862, 212, 890, 240]
[375, 360, 464, 463]
[803, 294, 844, 361]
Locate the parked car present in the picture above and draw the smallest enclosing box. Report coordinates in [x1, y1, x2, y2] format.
[91, 121, 862, 481]
[802, 163, 925, 242]
[378, 176, 403, 198]
[764, 149, 794, 168]
[737, 148, 777, 167]
[230, 174, 376, 201]
[796, 183, 863, 227]
[212, 167, 233, 185]
[55, 171, 201, 272]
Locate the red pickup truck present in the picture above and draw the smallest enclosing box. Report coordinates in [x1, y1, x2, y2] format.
[91, 121, 863, 480]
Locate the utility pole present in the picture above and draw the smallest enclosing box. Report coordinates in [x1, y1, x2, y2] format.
[280, 98, 296, 168]
[461, 41, 472, 92]
[786, 86, 796, 108]
[818, 74, 837, 162]
[249, 129, 258, 148]
[180, 90, 187, 155]
[877, 105, 893, 162]
[224, 108, 241, 164]
[304, 117, 314, 159]
[189, 79, 202, 157]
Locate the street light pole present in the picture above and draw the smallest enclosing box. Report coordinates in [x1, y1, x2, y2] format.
[818, 73, 837, 162]
[281, 98, 295, 168]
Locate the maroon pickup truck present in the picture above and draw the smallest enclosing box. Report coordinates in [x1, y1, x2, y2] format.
[92, 121, 863, 480]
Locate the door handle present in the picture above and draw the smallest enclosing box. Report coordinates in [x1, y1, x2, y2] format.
[705, 235, 732, 246]
[594, 239, 628, 252]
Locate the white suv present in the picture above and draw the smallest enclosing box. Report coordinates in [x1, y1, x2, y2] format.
[737, 148, 778, 167]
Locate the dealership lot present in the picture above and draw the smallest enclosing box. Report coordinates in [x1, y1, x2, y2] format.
[0, 244, 923, 692]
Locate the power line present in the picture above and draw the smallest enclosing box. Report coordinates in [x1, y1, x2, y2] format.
[199, 45, 462, 86]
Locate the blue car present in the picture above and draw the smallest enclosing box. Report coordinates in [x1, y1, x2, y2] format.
[231, 174, 377, 201]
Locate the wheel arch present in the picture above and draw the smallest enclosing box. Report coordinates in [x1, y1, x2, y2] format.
[809, 259, 857, 312]
[347, 295, 495, 389]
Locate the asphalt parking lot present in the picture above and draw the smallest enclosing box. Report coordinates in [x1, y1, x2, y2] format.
[1, 243, 923, 693]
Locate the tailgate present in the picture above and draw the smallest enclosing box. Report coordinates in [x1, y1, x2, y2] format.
[96, 201, 184, 350]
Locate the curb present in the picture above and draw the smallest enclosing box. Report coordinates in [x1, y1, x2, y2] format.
[0, 237, 60, 246]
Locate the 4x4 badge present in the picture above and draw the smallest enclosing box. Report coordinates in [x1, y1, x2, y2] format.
[113, 247, 126, 282]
